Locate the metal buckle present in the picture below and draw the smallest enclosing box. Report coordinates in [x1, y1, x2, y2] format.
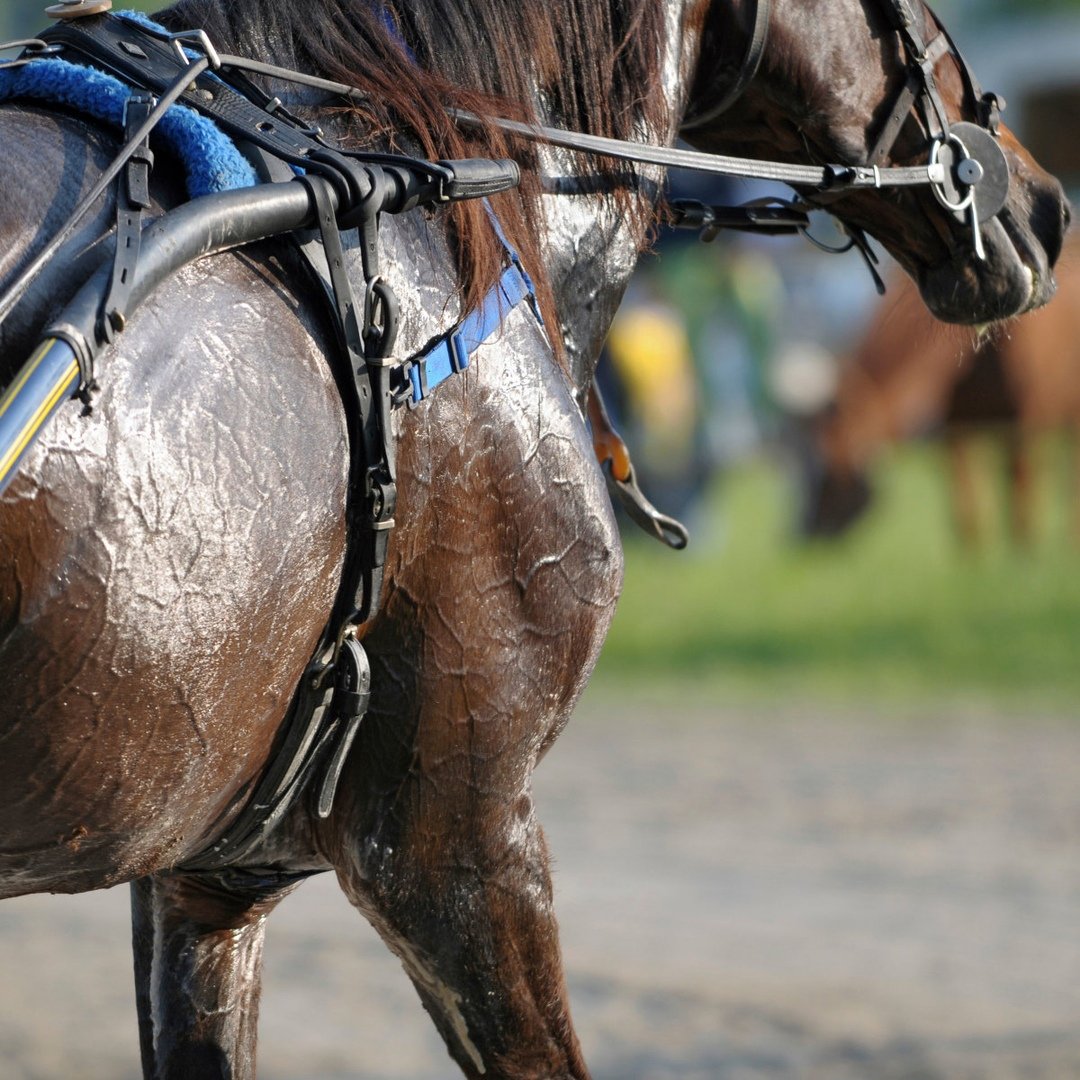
[166, 28, 221, 70]
[0, 38, 63, 70]
[392, 360, 419, 409]
[264, 96, 324, 140]
[119, 21, 222, 70]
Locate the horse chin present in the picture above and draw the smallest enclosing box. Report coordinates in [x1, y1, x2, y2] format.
[917, 216, 1054, 325]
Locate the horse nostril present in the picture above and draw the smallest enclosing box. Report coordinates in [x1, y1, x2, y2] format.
[1032, 183, 1070, 268]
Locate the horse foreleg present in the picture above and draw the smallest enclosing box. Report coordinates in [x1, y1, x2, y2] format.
[946, 430, 982, 549]
[129, 870, 300, 1079]
[317, 359, 620, 1077]
[1068, 422, 1080, 547]
[330, 774, 590, 1080]
[1006, 427, 1036, 548]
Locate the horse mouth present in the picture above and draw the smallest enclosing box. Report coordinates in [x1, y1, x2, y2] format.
[917, 212, 1055, 325]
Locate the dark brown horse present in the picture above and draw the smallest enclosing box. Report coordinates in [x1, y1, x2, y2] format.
[0, 1, 1068, 1077]
[798, 231, 1080, 544]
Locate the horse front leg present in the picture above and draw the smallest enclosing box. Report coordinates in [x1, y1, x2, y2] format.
[329, 732, 591, 1080]
[357, 789, 588, 1078]
[320, 393, 622, 1077]
[130, 870, 301, 1079]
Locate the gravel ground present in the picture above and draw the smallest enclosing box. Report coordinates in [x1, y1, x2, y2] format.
[1, 691, 1078, 1079]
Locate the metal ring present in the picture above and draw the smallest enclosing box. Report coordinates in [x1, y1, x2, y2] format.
[929, 131, 975, 213]
[797, 214, 857, 255]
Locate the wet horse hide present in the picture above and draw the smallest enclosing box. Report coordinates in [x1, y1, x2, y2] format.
[0, 0, 1069, 1077]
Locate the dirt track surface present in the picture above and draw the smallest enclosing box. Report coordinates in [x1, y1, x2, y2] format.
[1, 692, 1079, 1079]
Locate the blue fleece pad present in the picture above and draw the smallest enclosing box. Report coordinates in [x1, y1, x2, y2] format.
[0, 14, 257, 197]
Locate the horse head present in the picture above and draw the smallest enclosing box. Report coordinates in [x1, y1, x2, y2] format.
[685, 0, 1070, 324]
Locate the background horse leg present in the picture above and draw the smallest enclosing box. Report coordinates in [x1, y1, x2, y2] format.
[129, 870, 302, 1079]
[1006, 427, 1036, 548]
[1069, 422, 1080, 547]
[946, 430, 982, 550]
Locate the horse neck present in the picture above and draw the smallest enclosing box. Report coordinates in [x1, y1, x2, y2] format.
[538, 1, 700, 398]
[162, 0, 702, 401]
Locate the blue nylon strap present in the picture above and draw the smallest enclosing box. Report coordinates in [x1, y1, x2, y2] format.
[408, 260, 534, 404]
[407, 201, 542, 405]
[370, 6, 541, 407]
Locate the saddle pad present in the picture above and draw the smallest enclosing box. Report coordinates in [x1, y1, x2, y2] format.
[0, 10, 257, 197]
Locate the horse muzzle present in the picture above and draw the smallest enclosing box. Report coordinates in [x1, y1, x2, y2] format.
[918, 150, 1069, 325]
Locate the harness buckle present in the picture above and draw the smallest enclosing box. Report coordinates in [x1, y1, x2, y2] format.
[392, 360, 420, 408]
[449, 329, 470, 373]
[124, 24, 222, 70]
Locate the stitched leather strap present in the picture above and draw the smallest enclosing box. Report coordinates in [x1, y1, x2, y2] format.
[681, 0, 771, 131]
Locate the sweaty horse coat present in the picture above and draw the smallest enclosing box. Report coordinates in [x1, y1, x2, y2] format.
[0, 1, 1069, 1077]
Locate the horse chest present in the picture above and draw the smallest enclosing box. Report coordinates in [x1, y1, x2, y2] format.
[388, 308, 623, 657]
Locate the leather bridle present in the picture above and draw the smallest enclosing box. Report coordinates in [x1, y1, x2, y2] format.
[863, 0, 1010, 259]
[454, 0, 1011, 264]
[680, 0, 770, 132]
[744, 0, 1007, 259]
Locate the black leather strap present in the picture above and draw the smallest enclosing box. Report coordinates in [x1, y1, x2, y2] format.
[868, 31, 950, 166]
[41, 14, 371, 206]
[100, 91, 154, 340]
[681, 0, 770, 131]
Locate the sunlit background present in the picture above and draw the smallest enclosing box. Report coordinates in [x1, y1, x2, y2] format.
[0, 2, 1078, 1078]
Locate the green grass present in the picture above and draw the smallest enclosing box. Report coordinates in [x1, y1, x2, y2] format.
[596, 438, 1080, 709]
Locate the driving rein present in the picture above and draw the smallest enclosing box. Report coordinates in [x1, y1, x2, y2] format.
[0, 0, 1010, 873]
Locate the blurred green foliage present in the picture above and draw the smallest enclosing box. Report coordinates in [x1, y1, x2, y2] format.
[598, 440, 1080, 709]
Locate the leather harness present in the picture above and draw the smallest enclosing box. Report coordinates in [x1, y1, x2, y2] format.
[0, 0, 1013, 873]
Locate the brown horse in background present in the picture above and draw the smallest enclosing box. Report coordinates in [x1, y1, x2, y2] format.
[798, 232, 1080, 545]
[0, 0, 1068, 1077]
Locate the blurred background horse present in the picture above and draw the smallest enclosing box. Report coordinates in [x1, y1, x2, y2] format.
[797, 232, 1080, 546]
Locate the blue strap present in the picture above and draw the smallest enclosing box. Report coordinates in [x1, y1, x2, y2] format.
[407, 203, 542, 405]
[0, 11, 257, 197]
[369, 6, 541, 406]
[408, 260, 535, 404]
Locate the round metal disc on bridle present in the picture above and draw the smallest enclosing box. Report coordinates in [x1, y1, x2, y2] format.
[948, 121, 1011, 220]
[46, 0, 113, 19]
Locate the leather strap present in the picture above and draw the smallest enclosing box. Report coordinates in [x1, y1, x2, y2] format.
[868, 31, 950, 166]
[100, 91, 154, 340]
[405, 262, 535, 405]
[681, 0, 771, 132]
[40, 14, 371, 206]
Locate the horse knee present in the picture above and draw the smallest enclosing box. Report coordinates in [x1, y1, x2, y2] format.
[131, 871, 300, 1080]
